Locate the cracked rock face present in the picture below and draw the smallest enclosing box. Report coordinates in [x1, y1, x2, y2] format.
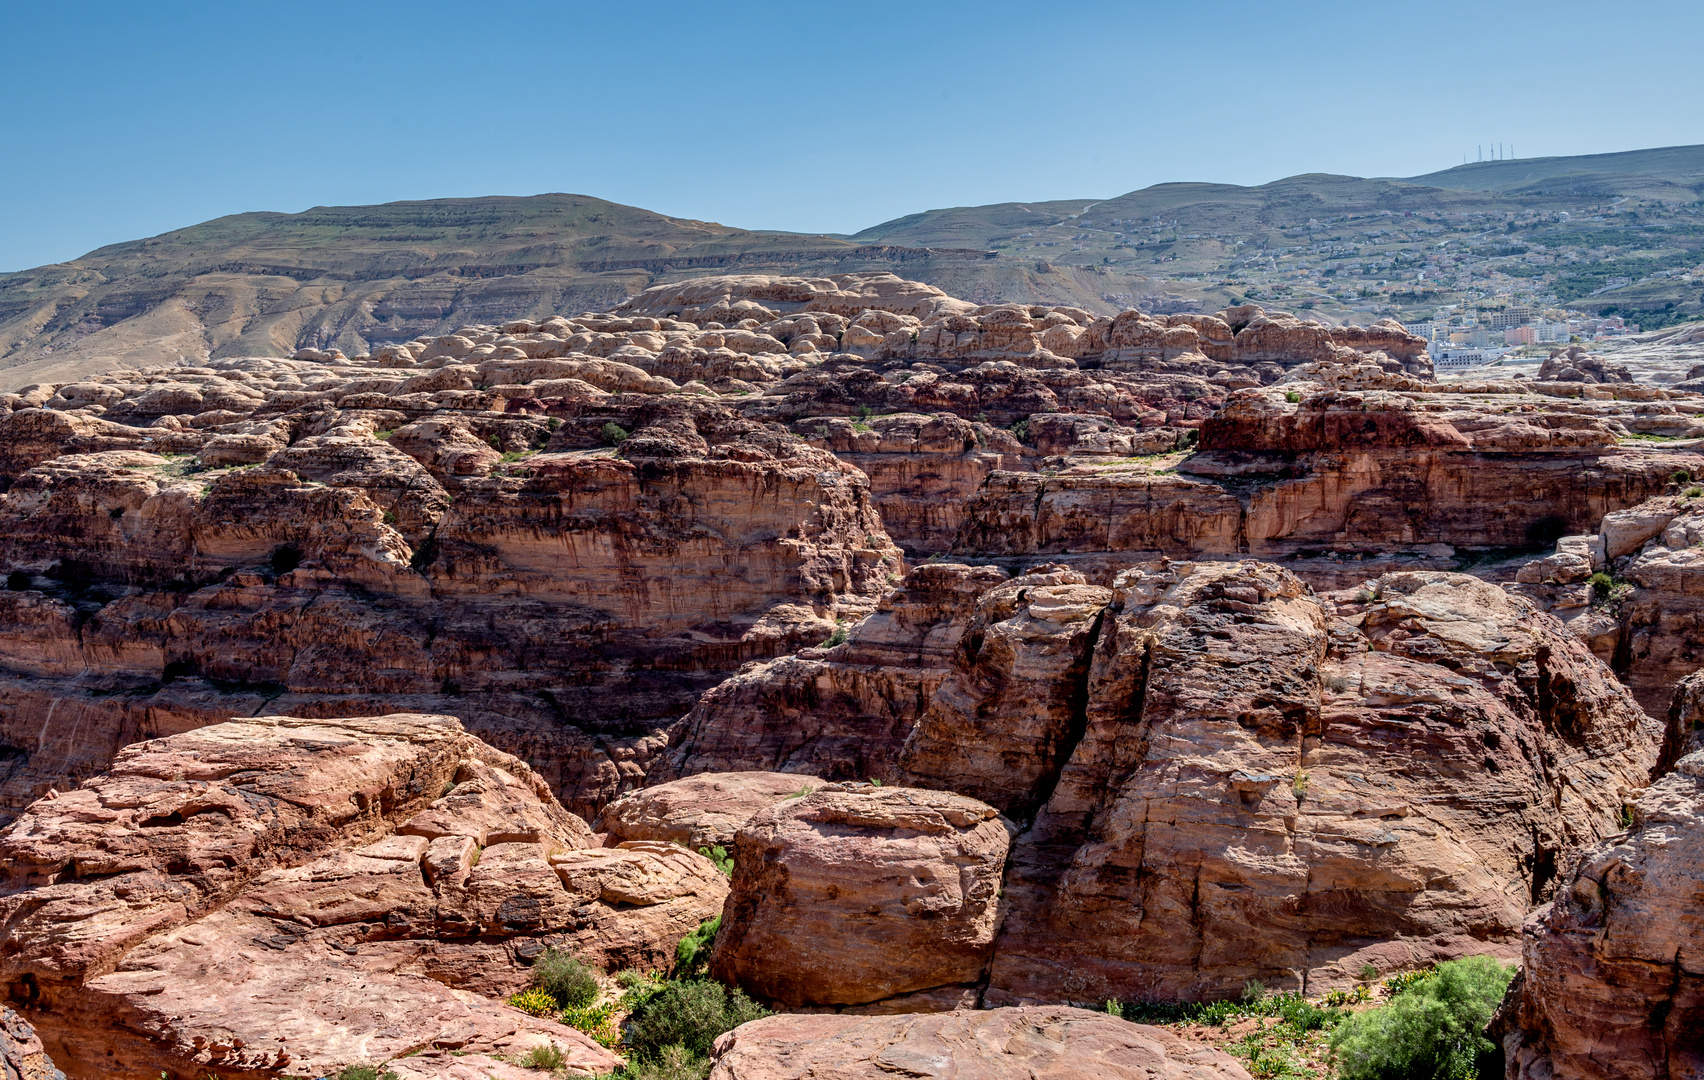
[679, 561, 1660, 1007]
[1500, 745, 1704, 1080]
[704, 1006, 1252, 1080]
[0, 714, 727, 1079]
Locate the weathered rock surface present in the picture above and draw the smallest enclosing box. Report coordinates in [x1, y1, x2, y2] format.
[988, 563, 1659, 1004]
[596, 770, 823, 849]
[706, 1007, 1252, 1080]
[0, 1009, 61, 1080]
[711, 785, 1014, 1008]
[662, 562, 1012, 784]
[5, 271, 1700, 833]
[1500, 747, 1704, 1080]
[680, 560, 1661, 1004]
[0, 714, 726, 1079]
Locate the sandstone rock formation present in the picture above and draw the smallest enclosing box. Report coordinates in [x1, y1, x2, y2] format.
[597, 770, 824, 849]
[705, 1007, 1252, 1080]
[1538, 344, 1634, 384]
[4, 270, 1700, 833]
[0, 1010, 61, 1080]
[712, 785, 1014, 1008]
[0, 714, 730, 1079]
[1499, 747, 1704, 1080]
[680, 560, 1661, 1005]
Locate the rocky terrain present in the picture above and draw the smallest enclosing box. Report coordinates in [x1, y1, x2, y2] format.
[1, 270, 1702, 1078]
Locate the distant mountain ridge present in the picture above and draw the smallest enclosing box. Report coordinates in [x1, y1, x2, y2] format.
[3, 144, 1701, 389]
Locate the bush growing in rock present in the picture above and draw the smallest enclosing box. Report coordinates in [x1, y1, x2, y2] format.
[530, 947, 600, 1009]
[1330, 955, 1514, 1080]
[672, 916, 720, 979]
[624, 978, 768, 1062]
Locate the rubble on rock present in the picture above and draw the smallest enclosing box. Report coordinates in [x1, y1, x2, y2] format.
[0, 713, 722, 1079]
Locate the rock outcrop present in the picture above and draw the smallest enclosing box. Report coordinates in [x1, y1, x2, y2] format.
[1500, 747, 1704, 1080]
[596, 771, 823, 849]
[0, 714, 727, 1079]
[712, 785, 1013, 1008]
[705, 1007, 1252, 1080]
[680, 560, 1661, 1005]
[0, 1010, 61, 1080]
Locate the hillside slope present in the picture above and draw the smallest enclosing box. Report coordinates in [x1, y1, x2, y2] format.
[0, 194, 1167, 389]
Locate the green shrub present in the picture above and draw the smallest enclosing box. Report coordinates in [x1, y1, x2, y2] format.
[697, 845, 733, 878]
[1383, 967, 1437, 998]
[673, 917, 721, 978]
[560, 1000, 620, 1048]
[1284, 390, 1302, 403]
[601, 422, 630, 446]
[522, 1042, 565, 1070]
[336, 1067, 399, 1080]
[1674, 469, 1694, 485]
[1588, 571, 1614, 599]
[530, 948, 599, 1009]
[625, 978, 768, 1062]
[1331, 955, 1515, 1080]
[1242, 978, 1268, 1003]
[823, 624, 849, 648]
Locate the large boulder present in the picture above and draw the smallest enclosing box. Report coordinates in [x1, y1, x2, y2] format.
[706, 1007, 1251, 1080]
[1500, 747, 1704, 1080]
[0, 714, 727, 1079]
[597, 771, 825, 848]
[712, 785, 1014, 1008]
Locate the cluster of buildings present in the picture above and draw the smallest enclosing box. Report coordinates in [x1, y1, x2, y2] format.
[1406, 307, 1631, 371]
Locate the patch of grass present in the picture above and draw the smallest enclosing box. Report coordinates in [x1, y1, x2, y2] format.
[336, 1067, 399, 1080]
[521, 1042, 566, 1070]
[1686, 486, 1703, 499]
[373, 429, 394, 441]
[560, 1000, 621, 1049]
[783, 784, 816, 800]
[500, 449, 536, 462]
[1331, 955, 1514, 1080]
[822, 624, 849, 648]
[851, 421, 873, 433]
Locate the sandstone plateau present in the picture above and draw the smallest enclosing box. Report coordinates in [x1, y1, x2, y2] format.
[0, 271, 1700, 1078]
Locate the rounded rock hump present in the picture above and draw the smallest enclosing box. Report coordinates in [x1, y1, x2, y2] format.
[711, 783, 1015, 1009]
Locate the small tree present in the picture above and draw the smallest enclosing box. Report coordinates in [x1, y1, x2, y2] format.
[601, 422, 629, 446]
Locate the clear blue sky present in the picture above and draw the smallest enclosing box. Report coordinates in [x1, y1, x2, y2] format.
[2, 0, 1701, 271]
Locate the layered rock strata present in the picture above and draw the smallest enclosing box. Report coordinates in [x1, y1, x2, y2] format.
[705, 1006, 1252, 1080]
[682, 561, 1661, 1004]
[0, 714, 725, 1079]
[5, 271, 1701, 829]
